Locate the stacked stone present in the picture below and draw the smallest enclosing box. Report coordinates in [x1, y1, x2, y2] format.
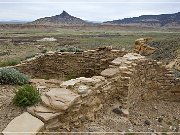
[174, 55, 180, 71]
[30, 76, 109, 131]
[4, 52, 180, 134]
[15, 49, 127, 79]
[128, 57, 180, 107]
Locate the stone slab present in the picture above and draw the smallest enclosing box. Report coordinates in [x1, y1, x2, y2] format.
[27, 105, 62, 122]
[42, 88, 80, 111]
[100, 68, 119, 77]
[111, 57, 127, 65]
[60, 79, 80, 87]
[2, 112, 44, 135]
[123, 53, 145, 61]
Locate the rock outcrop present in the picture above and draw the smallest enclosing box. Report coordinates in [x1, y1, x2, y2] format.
[30, 11, 90, 26]
[174, 55, 180, 71]
[133, 37, 156, 56]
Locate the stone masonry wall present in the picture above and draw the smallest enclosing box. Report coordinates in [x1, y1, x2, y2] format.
[128, 59, 180, 109]
[15, 49, 127, 79]
[3, 52, 180, 134]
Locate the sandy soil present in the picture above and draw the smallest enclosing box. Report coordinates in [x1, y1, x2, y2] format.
[81, 100, 180, 133]
[0, 85, 25, 132]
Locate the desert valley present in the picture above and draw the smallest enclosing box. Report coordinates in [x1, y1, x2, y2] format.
[0, 9, 180, 134]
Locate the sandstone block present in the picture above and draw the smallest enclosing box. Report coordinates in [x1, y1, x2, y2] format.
[111, 57, 127, 65]
[2, 112, 44, 135]
[123, 53, 145, 61]
[27, 105, 62, 122]
[101, 68, 119, 77]
[42, 88, 80, 110]
[60, 79, 80, 87]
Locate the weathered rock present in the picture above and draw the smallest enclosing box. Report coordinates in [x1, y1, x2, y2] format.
[174, 55, 180, 71]
[111, 57, 127, 65]
[121, 109, 129, 117]
[75, 84, 90, 95]
[60, 79, 80, 88]
[77, 77, 102, 84]
[42, 88, 80, 110]
[27, 105, 62, 122]
[101, 68, 119, 77]
[123, 53, 145, 61]
[112, 108, 123, 114]
[144, 120, 151, 126]
[2, 112, 44, 135]
[133, 37, 156, 56]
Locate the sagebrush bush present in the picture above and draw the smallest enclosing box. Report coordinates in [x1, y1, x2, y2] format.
[0, 68, 29, 85]
[0, 59, 20, 67]
[57, 46, 83, 52]
[13, 84, 41, 107]
[41, 48, 48, 54]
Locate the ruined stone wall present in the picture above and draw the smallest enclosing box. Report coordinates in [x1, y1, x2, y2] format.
[128, 59, 180, 109]
[15, 50, 126, 79]
[174, 55, 180, 71]
[4, 52, 180, 134]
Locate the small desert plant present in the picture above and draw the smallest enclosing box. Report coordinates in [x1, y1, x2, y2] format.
[57, 46, 83, 52]
[173, 69, 180, 78]
[25, 54, 36, 60]
[58, 47, 67, 52]
[13, 84, 41, 107]
[0, 68, 29, 85]
[0, 59, 20, 67]
[75, 48, 83, 52]
[41, 48, 48, 54]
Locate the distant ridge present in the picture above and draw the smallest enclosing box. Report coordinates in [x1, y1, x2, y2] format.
[30, 11, 90, 25]
[104, 12, 180, 27]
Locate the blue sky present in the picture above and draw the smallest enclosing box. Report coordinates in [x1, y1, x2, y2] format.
[0, 0, 180, 22]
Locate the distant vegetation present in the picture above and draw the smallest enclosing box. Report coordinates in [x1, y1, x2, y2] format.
[57, 46, 83, 52]
[149, 37, 180, 61]
[0, 25, 179, 65]
[0, 59, 20, 67]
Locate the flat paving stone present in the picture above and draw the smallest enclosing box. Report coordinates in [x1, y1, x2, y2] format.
[100, 68, 119, 77]
[2, 112, 44, 135]
[42, 88, 80, 111]
[27, 105, 62, 122]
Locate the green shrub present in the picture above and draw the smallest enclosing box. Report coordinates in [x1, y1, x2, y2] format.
[41, 48, 48, 54]
[57, 46, 83, 52]
[25, 54, 36, 60]
[0, 68, 29, 85]
[0, 60, 20, 67]
[58, 47, 67, 52]
[75, 48, 83, 52]
[173, 69, 180, 78]
[13, 84, 41, 107]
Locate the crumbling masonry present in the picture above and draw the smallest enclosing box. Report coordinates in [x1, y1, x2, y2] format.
[2, 49, 180, 134]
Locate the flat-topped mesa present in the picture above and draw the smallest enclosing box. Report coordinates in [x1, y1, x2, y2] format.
[133, 37, 156, 56]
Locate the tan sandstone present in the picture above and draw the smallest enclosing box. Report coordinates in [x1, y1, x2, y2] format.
[2, 112, 44, 135]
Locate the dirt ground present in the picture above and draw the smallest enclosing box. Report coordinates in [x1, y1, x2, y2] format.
[0, 85, 25, 132]
[80, 100, 180, 133]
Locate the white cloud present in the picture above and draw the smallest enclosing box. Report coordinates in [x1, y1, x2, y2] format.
[0, 0, 179, 21]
